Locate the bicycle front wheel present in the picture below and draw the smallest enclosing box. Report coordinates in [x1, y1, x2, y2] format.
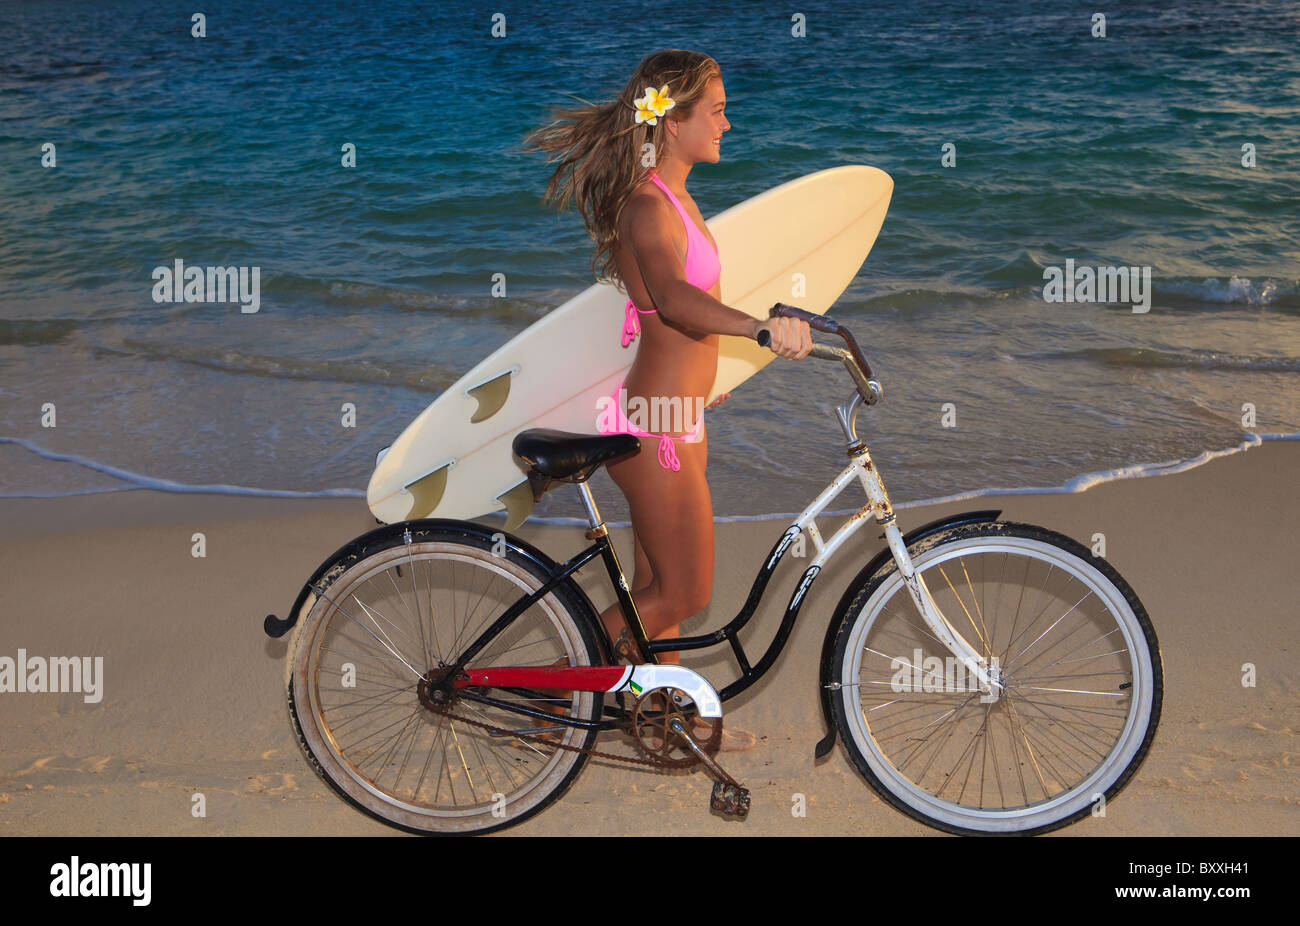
[287, 522, 604, 835]
[830, 520, 1162, 835]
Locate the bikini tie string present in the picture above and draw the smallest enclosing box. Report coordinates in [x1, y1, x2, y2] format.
[657, 435, 681, 471]
[621, 302, 640, 347]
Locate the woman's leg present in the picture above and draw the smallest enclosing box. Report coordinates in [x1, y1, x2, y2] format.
[601, 431, 712, 666]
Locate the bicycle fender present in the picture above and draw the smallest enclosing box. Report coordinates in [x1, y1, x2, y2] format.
[813, 509, 1002, 760]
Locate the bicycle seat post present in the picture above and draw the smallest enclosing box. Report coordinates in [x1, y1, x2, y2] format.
[574, 481, 605, 534]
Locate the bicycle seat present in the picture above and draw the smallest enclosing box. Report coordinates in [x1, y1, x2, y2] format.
[513, 429, 640, 482]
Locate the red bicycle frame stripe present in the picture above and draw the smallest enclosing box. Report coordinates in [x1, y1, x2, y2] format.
[454, 666, 629, 691]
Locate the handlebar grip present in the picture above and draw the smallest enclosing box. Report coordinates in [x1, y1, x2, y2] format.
[770, 302, 841, 335]
[765, 302, 875, 381]
[753, 308, 882, 405]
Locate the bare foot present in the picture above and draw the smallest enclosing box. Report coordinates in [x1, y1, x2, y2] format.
[699, 720, 757, 752]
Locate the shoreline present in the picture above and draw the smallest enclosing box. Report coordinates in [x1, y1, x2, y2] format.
[1, 430, 1295, 528]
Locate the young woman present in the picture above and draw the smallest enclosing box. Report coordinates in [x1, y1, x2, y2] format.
[524, 51, 811, 745]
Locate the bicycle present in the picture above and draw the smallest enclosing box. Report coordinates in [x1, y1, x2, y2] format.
[262, 303, 1163, 836]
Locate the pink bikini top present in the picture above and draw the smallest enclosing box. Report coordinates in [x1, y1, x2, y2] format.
[621, 171, 721, 347]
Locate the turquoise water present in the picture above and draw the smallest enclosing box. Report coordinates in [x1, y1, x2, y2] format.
[1, 0, 1297, 521]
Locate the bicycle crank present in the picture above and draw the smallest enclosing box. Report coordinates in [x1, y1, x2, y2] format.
[662, 717, 751, 818]
[426, 682, 752, 817]
[628, 688, 721, 768]
[631, 689, 750, 819]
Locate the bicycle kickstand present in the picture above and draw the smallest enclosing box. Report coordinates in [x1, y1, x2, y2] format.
[667, 718, 751, 819]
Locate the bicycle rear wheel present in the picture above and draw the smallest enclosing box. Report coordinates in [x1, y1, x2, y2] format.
[830, 520, 1162, 835]
[287, 523, 604, 835]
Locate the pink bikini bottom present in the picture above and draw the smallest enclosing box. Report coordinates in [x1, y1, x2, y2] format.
[596, 378, 704, 472]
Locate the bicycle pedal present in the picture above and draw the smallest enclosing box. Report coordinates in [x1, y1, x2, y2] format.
[710, 781, 751, 819]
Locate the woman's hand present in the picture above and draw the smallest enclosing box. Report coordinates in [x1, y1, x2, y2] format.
[756, 317, 813, 359]
[705, 392, 730, 410]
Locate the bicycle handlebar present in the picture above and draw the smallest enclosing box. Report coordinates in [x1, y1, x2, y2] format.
[755, 303, 882, 405]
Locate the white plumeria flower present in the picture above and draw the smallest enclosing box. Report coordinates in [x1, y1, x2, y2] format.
[634, 85, 675, 125]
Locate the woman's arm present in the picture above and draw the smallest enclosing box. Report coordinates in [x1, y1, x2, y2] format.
[623, 195, 812, 358]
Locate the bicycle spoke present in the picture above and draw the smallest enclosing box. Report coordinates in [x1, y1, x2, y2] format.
[378, 568, 427, 658]
[401, 533, 433, 669]
[1004, 589, 1094, 673]
[999, 559, 1055, 666]
[314, 588, 422, 680]
[419, 557, 445, 666]
[936, 559, 989, 656]
[944, 700, 997, 805]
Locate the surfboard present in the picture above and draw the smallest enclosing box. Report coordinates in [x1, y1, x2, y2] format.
[368, 165, 893, 528]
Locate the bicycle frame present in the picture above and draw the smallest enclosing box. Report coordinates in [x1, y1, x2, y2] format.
[447, 389, 1002, 729]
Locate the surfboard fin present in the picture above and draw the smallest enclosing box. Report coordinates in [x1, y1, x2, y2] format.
[403, 465, 450, 520]
[496, 480, 534, 531]
[466, 371, 511, 423]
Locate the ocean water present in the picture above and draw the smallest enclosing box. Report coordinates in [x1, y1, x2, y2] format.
[1, 0, 1297, 524]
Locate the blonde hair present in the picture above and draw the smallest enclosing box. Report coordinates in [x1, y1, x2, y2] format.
[523, 49, 721, 285]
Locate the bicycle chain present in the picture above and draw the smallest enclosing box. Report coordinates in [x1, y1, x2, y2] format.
[424, 699, 706, 769]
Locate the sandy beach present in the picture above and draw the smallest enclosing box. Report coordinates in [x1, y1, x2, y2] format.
[1, 439, 1296, 837]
